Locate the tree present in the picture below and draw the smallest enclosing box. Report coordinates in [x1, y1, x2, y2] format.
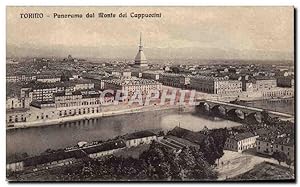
[21, 152, 29, 159]
[199, 136, 220, 165]
[140, 142, 171, 180]
[167, 152, 182, 180]
[286, 159, 293, 169]
[272, 151, 287, 165]
[179, 146, 217, 180]
[178, 147, 196, 179]
[209, 128, 229, 163]
[52, 141, 218, 181]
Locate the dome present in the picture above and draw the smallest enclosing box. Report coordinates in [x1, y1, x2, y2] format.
[135, 50, 147, 64]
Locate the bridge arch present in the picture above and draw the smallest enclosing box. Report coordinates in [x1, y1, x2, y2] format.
[211, 105, 227, 117]
[196, 102, 211, 113]
[246, 112, 262, 124]
[227, 109, 245, 121]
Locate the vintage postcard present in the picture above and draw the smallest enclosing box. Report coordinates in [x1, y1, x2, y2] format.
[6, 6, 295, 182]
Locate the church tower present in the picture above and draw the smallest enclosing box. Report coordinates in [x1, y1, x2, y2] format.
[134, 32, 148, 67]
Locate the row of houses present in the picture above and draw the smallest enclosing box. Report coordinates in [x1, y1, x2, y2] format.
[224, 127, 294, 161]
[6, 74, 63, 83]
[6, 79, 114, 124]
[6, 79, 95, 110]
[6, 90, 115, 124]
[161, 126, 294, 163]
[20, 79, 95, 102]
[133, 72, 292, 97]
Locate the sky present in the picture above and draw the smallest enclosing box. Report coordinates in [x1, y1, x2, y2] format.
[6, 6, 294, 60]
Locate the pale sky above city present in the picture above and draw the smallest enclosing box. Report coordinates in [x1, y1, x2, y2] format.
[7, 6, 294, 60]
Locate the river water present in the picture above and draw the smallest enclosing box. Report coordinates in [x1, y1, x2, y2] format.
[7, 98, 294, 158]
[7, 108, 241, 157]
[239, 98, 294, 115]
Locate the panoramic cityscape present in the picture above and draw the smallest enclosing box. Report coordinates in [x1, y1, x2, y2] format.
[6, 7, 295, 181]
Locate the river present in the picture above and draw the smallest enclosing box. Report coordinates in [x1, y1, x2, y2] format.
[239, 98, 294, 115]
[7, 108, 241, 157]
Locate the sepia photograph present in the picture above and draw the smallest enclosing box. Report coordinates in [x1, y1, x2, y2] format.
[5, 6, 295, 182]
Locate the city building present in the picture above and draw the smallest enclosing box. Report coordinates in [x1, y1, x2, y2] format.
[132, 71, 143, 78]
[6, 131, 158, 173]
[142, 71, 160, 80]
[241, 76, 277, 92]
[7, 149, 86, 173]
[6, 97, 31, 109]
[71, 79, 95, 91]
[105, 70, 132, 78]
[167, 126, 206, 146]
[54, 91, 84, 108]
[277, 76, 294, 88]
[102, 78, 162, 99]
[26, 83, 60, 102]
[262, 87, 294, 99]
[6, 160, 24, 172]
[124, 130, 157, 147]
[188, 75, 242, 95]
[122, 71, 132, 78]
[21, 80, 95, 102]
[6, 89, 115, 125]
[36, 74, 61, 83]
[55, 90, 114, 117]
[106, 70, 121, 76]
[256, 136, 294, 161]
[6, 74, 36, 83]
[86, 140, 126, 159]
[6, 108, 30, 123]
[224, 132, 258, 153]
[55, 90, 111, 108]
[159, 73, 190, 88]
[30, 100, 56, 109]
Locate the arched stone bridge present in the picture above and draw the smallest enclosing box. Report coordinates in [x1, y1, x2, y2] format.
[196, 99, 294, 122]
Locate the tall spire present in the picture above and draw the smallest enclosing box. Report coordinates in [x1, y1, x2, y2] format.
[139, 32, 143, 51]
[140, 32, 142, 46]
[134, 32, 147, 67]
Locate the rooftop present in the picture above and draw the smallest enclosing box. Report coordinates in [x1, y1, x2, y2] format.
[168, 127, 206, 145]
[160, 73, 188, 78]
[83, 140, 126, 154]
[22, 149, 86, 167]
[8, 139, 126, 165]
[103, 78, 161, 86]
[6, 108, 30, 114]
[123, 130, 156, 140]
[229, 132, 256, 141]
[257, 135, 294, 147]
[191, 75, 230, 81]
[22, 79, 94, 90]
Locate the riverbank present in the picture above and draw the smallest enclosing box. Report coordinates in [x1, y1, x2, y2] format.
[7, 107, 241, 157]
[7, 104, 194, 130]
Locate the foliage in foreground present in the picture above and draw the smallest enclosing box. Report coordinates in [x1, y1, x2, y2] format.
[57, 141, 217, 181]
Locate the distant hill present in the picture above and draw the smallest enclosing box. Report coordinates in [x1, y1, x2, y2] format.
[7, 44, 294, 63]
